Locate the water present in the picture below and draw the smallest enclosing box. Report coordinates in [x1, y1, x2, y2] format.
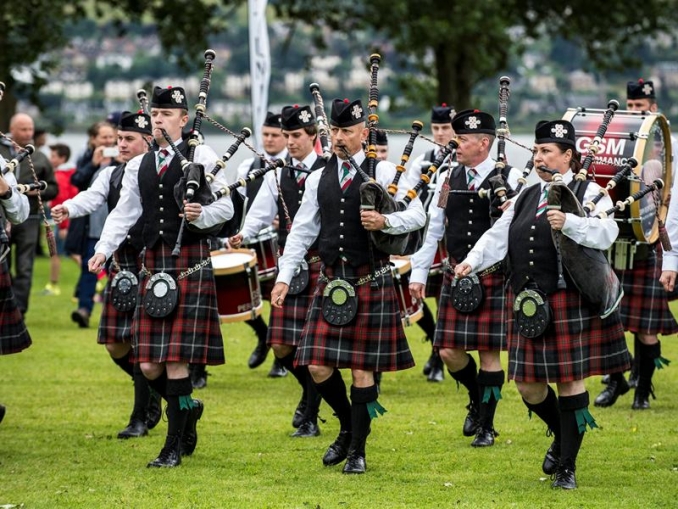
[46, 132, 538, 185]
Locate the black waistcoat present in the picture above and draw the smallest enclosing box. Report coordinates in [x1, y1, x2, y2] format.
[278, 157, 324, 249]
[245, 157, 265, 212]
[317, 156, 389, 267]
[108, 163, 144, 252]
[138, 142, 200, 249]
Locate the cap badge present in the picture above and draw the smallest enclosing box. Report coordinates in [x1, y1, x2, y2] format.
[551, 124, 567, 138]
[298, 110, 311, 123]
[171, 90, 184, 103]
[351, 104, 363, 119]
[135, 116, 149, 129]
[465, 116, 479, 129]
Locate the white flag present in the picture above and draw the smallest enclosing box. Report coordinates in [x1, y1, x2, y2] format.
[248, 0, 271, 151]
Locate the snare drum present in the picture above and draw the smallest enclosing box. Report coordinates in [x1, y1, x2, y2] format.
[211, 249, 263, 323]
[243, 226, 279, 281]
[562, 108, 672, 243]
[390, 256, 423, 327]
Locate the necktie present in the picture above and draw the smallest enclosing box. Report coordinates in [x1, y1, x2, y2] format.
[467, 168, 478, 190]
[535, 185, 549, 218]
[340, 161, 352, 193]
[157, 149, 170, 177]
[295, 162, 307, 186]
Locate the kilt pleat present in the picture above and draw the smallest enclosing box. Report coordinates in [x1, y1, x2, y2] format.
[614, 250, 678, 335]
[507, 287, 631, 383]
[434, 268, 507, 352]
[268, 259, 321, 347]
[97, 244, 140, 346]
[0, 259, 31, 355]
[295, 262, 415, 372]
[135, 240, 225, 365]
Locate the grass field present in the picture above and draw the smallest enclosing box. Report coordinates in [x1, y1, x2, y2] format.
[1, 255, 677, 508]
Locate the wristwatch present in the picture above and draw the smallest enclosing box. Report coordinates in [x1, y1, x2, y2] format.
[0, 187, 12, 200]
[383, 215, 391, 230]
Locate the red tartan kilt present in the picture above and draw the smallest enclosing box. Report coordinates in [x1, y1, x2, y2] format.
[434, 269, 507, 352]
[615, 250, 678, 335]
[0, 260, 31, 355]
[507, 287, 631, 383]
[425, 272, 443, 301]
[97, 245, 140, 346]
[268, 259, 321, 347]
[134, 240, 225, 365]
[295, 263, 415, 372]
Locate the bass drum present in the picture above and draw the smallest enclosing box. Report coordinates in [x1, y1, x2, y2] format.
[210, 248, 263, 323]
[562, 108, 672, 243]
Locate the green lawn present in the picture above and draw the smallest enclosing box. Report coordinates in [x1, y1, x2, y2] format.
[0, 256, 677, 508]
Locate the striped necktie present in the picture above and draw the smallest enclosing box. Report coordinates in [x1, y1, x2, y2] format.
[340, 161, 352, 193]
[295, 162, 307, 186]
[467, 168, 478, 190]
[535, 185, 549, 218]
[157, 149, 170, 177]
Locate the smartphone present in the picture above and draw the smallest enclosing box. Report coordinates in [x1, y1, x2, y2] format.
[102, 147, 119, 158]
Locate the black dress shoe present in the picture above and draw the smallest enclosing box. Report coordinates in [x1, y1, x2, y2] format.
[542, 441, 560, 475]
[322, 431, 352, 466]
[594, 378, 629, 407]
[427, 353, 444, 383]
[248, 339, 270, 369]
[180, 399, 204, 456]
[267, 358, 288, 378]
[146, 391, 163, 430]
[471, 427, 497, 447]
[291, 421, 320, 438]
[551, 467, 577, 489]
[462, 402, 479, 437]
[342, 452, 366, 474]
[71, 308, 90, 328]
[147, 435, 181, 468]
[422, 349, 435, 376]
[0, 404, 5, 425]
[117, 418, 149, 439]
[632, 390, 651, 410]
[292, 396, 307, 429]
[600, 374, 610, 385]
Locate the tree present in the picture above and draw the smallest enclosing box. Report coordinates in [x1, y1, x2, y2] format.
[271, 0, 678, 110]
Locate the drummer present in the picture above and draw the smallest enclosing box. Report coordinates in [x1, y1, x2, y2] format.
[594, 79, 678, 410]
[231, 111, 288, 378]
[410, 109, 521, 448]
[406, 104, 457, 382]
[230, 104, 326, 437]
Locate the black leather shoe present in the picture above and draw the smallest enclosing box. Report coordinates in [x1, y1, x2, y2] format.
[71, 308, 90, 328]
[0, 404, 5, 425]
[322, 431, 352, 466]
[427, 353, 444, 383]
[342, 452, 366, 474]
[147, 435, 181, 468]
[471, 427, 497, 447]
[117, 418, 149, 439]
[594, 378, 629, 407]
[462, 402, 479, 437]
[600, 374, 610, 385]
[267, 358, 288, 378]
[632, 390, 651, 410]
[292, 396, 307, 429]
[291, 420, 320, 438]
[248, 339, 270, 369]
[422, 349, 435, 376]
[551, 467, 577, 489]
[146, 391, 162, 430]
[542, 441, 560, 475]
[180, 399, 204, 456]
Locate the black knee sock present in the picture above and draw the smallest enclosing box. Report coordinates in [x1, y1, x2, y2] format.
[449, 354, 479, 406]
[477, 370, 504, 431]
[145, 370, 168, 400]
[637, 341, 661, 394]
[522, 385, 560, 442]
[112, 350, 134, 378]
[314, 369, 351, 431]
[303, 380, 321, 424]
[632, 334, 641, 377]
[166, 377, 193, 437]
[279, 351, 307, 391]
[131, 363, 151, 421]
[609, 371, 626, 385]
[417, 300, 437, 340]
[246, 315, 268, 341]
[558, 392, 594, 471]
[349, 385, 379, 456]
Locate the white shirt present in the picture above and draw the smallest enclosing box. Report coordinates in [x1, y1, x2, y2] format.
[0, 156, 30, 224]
[94, 142, 233, 260]
[235, 149, 288, 198]
[239, 152, 321, 241]
[461, 170, 619, 274]
[276, 150, 427, 285]
[410, 155, 522, 284]
[662, 172, 678, 271]
[63, 165, 116, 218]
